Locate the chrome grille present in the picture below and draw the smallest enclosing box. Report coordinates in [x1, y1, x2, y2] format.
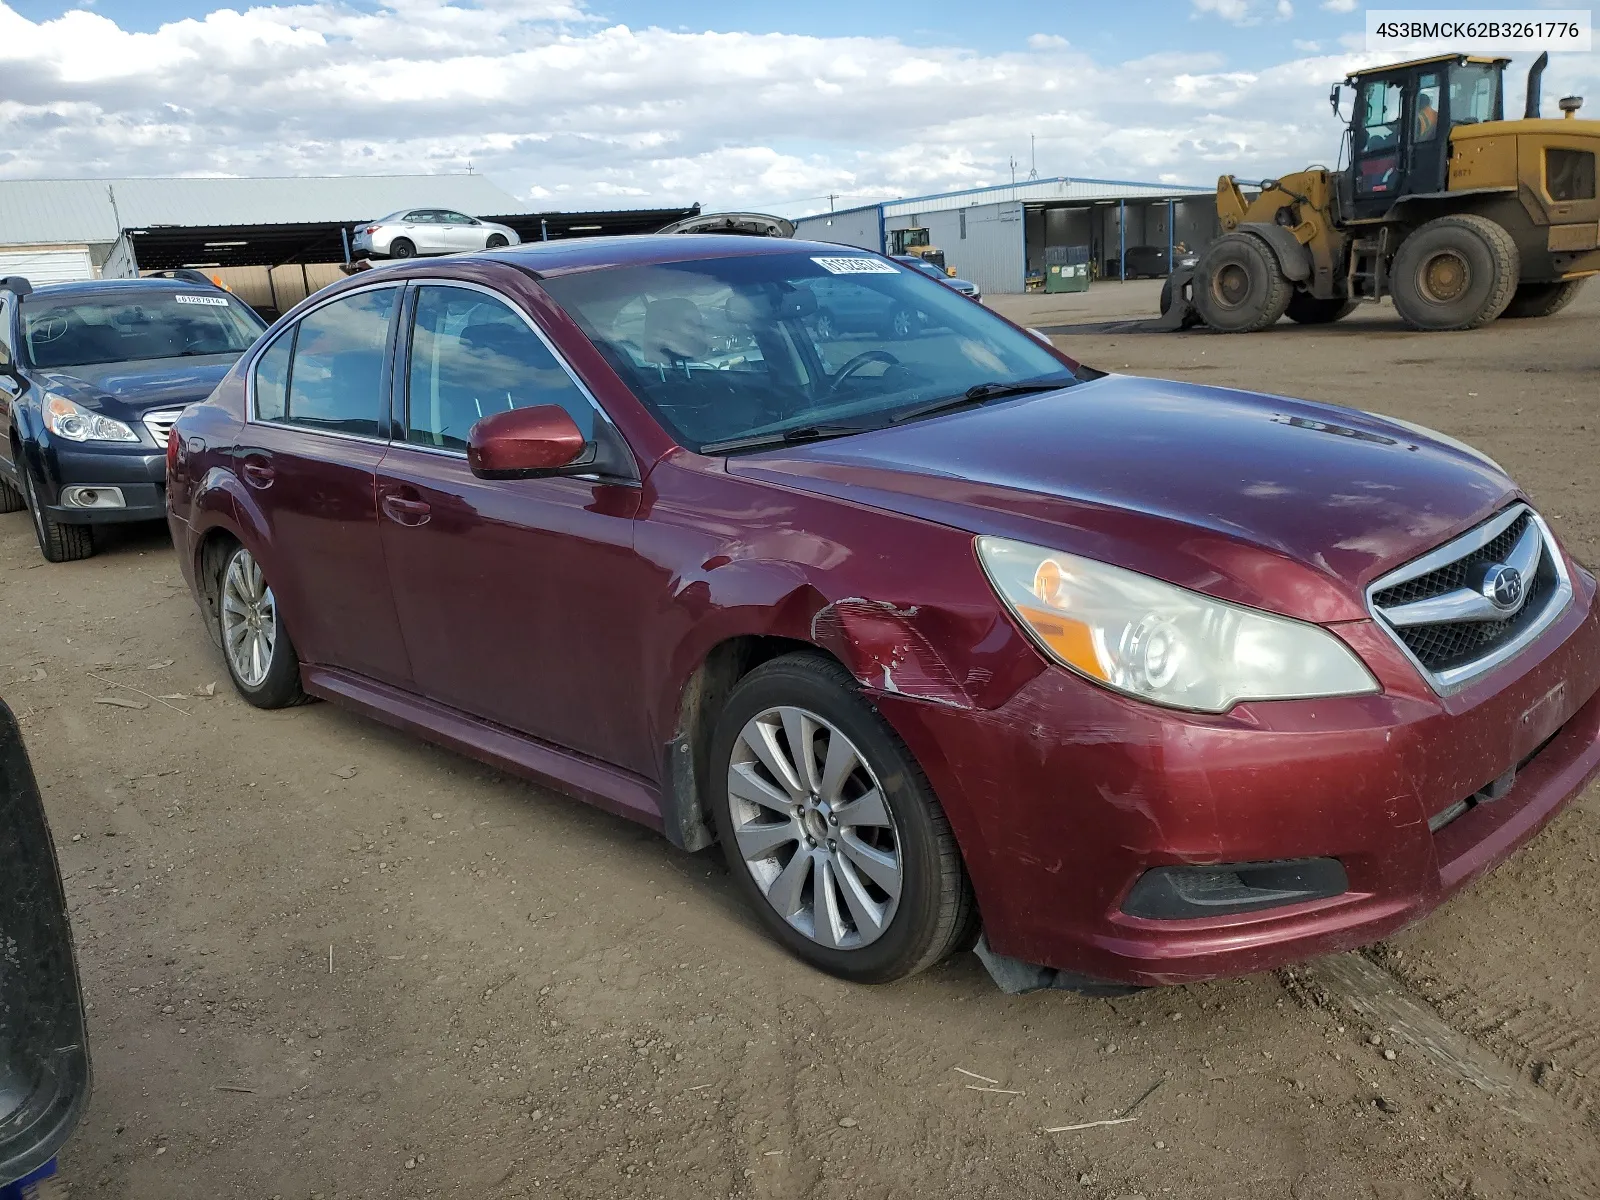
[142, 409, 183, 445]
[1367, 504, 1572, 693]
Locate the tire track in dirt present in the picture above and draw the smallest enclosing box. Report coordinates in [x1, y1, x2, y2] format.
[1312, 951, 1600, 1197]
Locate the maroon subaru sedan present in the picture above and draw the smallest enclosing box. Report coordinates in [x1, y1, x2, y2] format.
[166, 236, 1600, 991]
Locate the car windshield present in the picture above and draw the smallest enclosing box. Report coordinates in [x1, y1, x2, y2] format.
[21, 291, 267, 370]
[541, 251, 1074, 453]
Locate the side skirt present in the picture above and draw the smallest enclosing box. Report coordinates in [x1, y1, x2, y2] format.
[300, 665, 665, 834]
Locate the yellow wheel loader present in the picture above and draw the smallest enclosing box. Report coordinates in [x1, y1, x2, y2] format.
[1159, 53, 1599, 332]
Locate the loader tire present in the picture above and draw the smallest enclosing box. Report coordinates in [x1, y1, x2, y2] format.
[1286, 293, 1358, 325]
[1192, 233, 1292, 332]
[1389, 214, 1519, 331]
[1501, 278, 1585, 319]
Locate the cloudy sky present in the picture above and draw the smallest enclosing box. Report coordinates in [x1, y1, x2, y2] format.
[2, 0, 1598, 217]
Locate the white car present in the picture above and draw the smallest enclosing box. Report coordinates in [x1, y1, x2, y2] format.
[351, 209, 521, 259]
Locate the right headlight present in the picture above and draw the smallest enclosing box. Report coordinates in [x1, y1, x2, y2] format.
[976, 536, 1378, 713]
[44, 394, 140, 443]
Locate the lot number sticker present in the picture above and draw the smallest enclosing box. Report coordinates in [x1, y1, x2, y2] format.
[174, 294, 229, 306]
[812, 256, 898, 275]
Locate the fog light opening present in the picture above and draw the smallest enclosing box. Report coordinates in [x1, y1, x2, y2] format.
[60, 485, 126, 510]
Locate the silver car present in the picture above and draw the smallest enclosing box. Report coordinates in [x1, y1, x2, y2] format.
[351, 209, 521, 259]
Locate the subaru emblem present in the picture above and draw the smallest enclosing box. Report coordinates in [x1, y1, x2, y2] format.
[1482, 564, 1524, 612]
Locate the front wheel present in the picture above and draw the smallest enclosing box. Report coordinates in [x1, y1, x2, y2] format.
[485, 234, 509, 249]
[1389, 214, 1519, 331]
[218, 545, 308, 708]
[710, 653, 975, 983]
[1191, 232, 1292, 332]
[20, 467, 93, 563]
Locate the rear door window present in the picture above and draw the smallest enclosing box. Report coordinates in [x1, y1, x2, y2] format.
[272, 287, 399, 436]
[404, 284, 597, 451]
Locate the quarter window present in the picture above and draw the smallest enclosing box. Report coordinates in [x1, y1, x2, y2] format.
[253, 328, 292, 422]
[404, 285, 596, 452]
[0, 297, 11, 368]
[264, 287, 398, 436]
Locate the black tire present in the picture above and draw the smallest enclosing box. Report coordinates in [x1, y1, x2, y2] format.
[485, 234, 509, 249]
[389, 238, 416, 260]
[1286, 293, 1358, 325]
[1191, 232, 1292, 332]
[216, 543, 309, 709]
[1389, 214, 1519, 331]
[0, 472, 23, 514]
[19, 466, 93, 563]
[1159, 277, 1174, 316]
[1501, 278, 1585, 319]
[709, 652, 976, 984]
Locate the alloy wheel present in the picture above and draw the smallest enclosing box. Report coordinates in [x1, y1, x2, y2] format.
[222, 549, 278, 688]
[726, 706, 903, 950]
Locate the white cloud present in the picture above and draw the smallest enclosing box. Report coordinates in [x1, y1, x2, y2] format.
[1028, 33, 1069, 49]
[1, 2, 1596, 216]
[1191, 0, 1253, 22]
[1276, 0, 1293, 18]
[1322, 0, 1357, 12]
[1293, 38, 1321, 51]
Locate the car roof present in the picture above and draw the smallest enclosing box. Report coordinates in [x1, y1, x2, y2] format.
[485, 234, 877, 279]
[11, 276, 223, 302]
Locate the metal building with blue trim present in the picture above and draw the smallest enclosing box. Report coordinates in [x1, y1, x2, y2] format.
[791, 176, 1217, 296]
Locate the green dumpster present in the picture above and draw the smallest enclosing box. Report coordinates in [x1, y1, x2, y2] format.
[1043, 245, 1090, 293]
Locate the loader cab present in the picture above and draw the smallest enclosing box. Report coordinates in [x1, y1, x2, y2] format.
[1344, 55, 1507, 220]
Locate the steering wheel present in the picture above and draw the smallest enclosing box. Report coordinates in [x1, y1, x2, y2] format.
[828, 350, 900, 393]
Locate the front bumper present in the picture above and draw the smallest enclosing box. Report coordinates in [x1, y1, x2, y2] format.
[877, 565, 1600, 986]
[30, 439, 166, 525]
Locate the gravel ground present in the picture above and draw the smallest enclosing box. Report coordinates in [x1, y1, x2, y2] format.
[5, 279, 1599, 1199]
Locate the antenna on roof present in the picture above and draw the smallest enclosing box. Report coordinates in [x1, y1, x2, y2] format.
[1029, 135, 1038, 180]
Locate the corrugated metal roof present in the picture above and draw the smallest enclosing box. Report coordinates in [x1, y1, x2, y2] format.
[880, 176, 1210, 218]
[796, 176, 1211, 225]
[0, 174, 523, 246]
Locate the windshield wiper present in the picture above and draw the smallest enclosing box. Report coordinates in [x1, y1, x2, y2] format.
[699, 424, 867, 455]
[889, 375, 1078, 424]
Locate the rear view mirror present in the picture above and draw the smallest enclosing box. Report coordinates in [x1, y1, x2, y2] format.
[467, 405, 591, 479]
[0, 699, 89, 1188]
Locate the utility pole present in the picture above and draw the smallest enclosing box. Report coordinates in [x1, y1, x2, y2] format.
[827, 193, 838, 211]
[1009, 155, 1018, 186]
[1029, 135, 1038, 179]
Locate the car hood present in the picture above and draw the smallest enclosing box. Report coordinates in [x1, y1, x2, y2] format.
[726, 374, 1517, 623]
[38, 354, 240, 416]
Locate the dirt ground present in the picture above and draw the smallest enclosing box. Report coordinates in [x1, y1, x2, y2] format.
[6, 281, 1600, 1199]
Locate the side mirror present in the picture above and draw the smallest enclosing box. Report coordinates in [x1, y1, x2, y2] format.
[0, 698, 90, 1188]
[467, 405, 592, 479]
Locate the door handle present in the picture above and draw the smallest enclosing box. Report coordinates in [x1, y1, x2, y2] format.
[381, 493, 432, 526]
[242, 459, 275, 489]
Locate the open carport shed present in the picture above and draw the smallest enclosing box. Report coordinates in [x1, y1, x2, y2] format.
[0, 174, 697, 317]
[792, 176, 1219, 295]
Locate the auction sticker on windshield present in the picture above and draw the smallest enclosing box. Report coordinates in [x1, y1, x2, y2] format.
[812, 256, 899, 274]
[174, 294, 230, 306]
